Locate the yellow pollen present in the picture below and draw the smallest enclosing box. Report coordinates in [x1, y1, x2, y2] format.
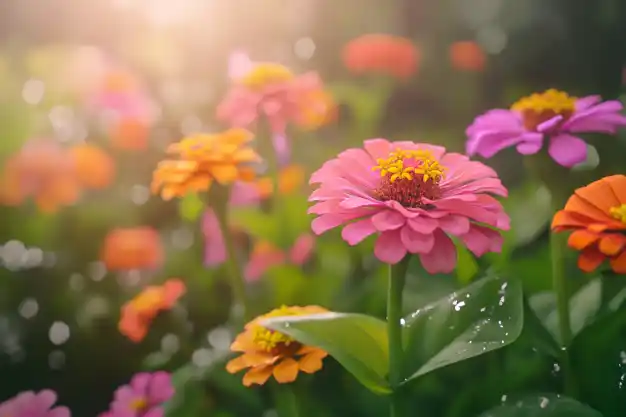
[252, 306, 299, 352]
[130, 398, 147, 411]
[240, 63, 294, 89]
[511, 89, 577, 131]
[610, 204, 626, 223]
[372, 148, 446, 183]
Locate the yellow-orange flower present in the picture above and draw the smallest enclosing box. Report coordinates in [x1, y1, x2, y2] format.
[151, 128, 260, 200]
[552, 175, 626, 273]
[101, 227, 163, 271]
[255, 164, 305, 199]
[109, 117, 150, 151]
[297, 89, 338, 131]
[226, 305, 328, 386]
[119, 279, 186, 342]
[69, 143, 116, 189]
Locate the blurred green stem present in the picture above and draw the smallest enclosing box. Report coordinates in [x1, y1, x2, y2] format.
[388, 257, 410, 417]
[262, 122, 289, 247]
[273, 383, 300, 417]
[210, 185, 250, 322]
[550, 228, 575, 396]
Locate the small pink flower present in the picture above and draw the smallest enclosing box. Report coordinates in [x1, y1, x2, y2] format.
[0, 389, 70, 417]
[309, 138, 509, 273]
[466, 89, 626, 167]
[216, 51, 327, 135]
[244, 234, 316, 282]
[109, 372, 174, 417]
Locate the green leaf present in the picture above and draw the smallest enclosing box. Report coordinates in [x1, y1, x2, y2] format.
[401, 275, 523, 382]
[455, 243, 479, 285]
[163, 365, 208, 417]
[179, 193, 204, 222]
[478, 394, 602, 417]
[263, 312, 391, 394]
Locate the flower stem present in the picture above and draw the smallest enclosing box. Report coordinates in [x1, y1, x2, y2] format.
[273, 383, 300, 417]
[387, 257, 410, 417]
[210, 186, 251, 322]
[550, 228, 576, 396]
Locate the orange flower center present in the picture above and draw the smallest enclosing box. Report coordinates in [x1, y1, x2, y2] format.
[252, 306, 301, 356]
[372, 149, 446, 208]
[610, 204, 626, 224]
[130, 397, 147, 411]
[240, 63, 294, 90]
[511, 89, 576, 131]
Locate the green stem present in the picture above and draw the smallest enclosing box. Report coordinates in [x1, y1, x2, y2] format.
[387, 257, 410, 417]
[263, 127, 289, 247]
[211, 186, 251, 322]
[550, 228, 576, 396]
[273, 383, 300, 417]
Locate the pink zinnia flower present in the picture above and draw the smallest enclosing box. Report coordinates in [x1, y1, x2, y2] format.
[109, 372, 174, 417]
[0, 390, 70, 417]
[244, 234, 316, 281]
[309, 138, 509, 273]
[216, 51, 328, 135]
[466, 89, 626, 167]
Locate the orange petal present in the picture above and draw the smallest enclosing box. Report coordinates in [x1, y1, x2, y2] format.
[211, 165, 239, 184]
[577, 248, 605, 273]
[599, 235, 625, 256]
[243, 351, 279, 367]
[564, 194, 612, 223]
[551, 210, 593, 230]
[567, 230, 599, 250]
[298, 351, 326, 374]
[609, 250, 626, 274]
[574, 179, 619, 216]
[242, 365, 273, 386]
[273, 358, 299, 383]
[226, 355, 249, 373]
[604, 175, 626, 203]
[230, 331, 255, 352]
[162, 278, 186, 307]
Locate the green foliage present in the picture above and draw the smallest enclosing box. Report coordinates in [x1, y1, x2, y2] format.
[479, 394, 602, 417]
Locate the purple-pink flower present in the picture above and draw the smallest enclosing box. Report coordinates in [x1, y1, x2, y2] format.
[107, 372, 174, 417]
[216, 51, 328, 135]
[309, 138, 510, 273]
[466, 89, 626, 167]
[0, 390, 70, 417]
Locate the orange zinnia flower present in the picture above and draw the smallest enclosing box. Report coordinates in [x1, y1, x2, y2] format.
[255, 164, 305, 199]
[69, 143, 116, 189]
[342, 34, 419, 80]
[101, 227, 163, 271]
[151, 128, 260, 200]
[119, 279, 186, 342]
[226, 305, 328, 386]
[552, 175, 626, 273]
[109, 117, 150, 151]
[449, 41, 486, 72]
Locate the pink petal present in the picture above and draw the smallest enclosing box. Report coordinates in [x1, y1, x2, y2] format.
[400, 225, 434, 253]
[371, 210, 406, 231]
[48, 407, 71, 417]
[438, 215, 470, 235]
[459, 225, 503, 257]
[536, 115, 564, 132]
[363, 138, 391, 160]
[311, 214, 347, 234]
[548, 134, 588, 167]
[341, 218, 378, 245]
[515, 132, 543, 154]
[418, 230, 457, 274]
[290, 234, 315, 264]
[245, 247, 286, 282]
[374, 230, 407, 264]
[408, 217, 439, 234]
[228, 50, 254, 80]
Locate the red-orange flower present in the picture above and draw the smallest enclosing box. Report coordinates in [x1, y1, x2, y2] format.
[69, 143, 116, 189]
[552, 175, 626, 273]
[449, 41, 486, 72]
[342, 34, 419, 79]
[151, 128, 260, 200]
[101, 227, 164, 271]
[109, 117, 150, 151]
[226, 305, 328, 386]
[119, 279, 186, 342]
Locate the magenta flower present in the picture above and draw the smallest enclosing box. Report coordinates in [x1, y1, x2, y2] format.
[216, 51, 326, 135]
[466, 89, 626, 167]
[109, 372, 174, 417]
[309, 138, 509, 273]
[0, 390, 70, 417]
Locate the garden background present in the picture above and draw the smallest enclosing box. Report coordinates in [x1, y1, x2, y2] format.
[1, 0, 626, 416]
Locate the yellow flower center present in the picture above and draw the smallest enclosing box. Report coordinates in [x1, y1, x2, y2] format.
[252, 306, 300, 354]
[610, 204, 626, 223]
[131, 397, 147, 411]
[511, 89, 576, 131]
[240, 63, 294, 89]
[372, 149, 446, 208]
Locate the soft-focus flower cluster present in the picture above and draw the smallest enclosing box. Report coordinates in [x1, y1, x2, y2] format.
[245, 234, 315, 282]
[98, 372, 174, 417]
[467, 89, 626, 167]
[101, 227, 164, 271]
[227, 305, 329, 386]
[217, 52, 335, 135]
[119, 279, 186, 342]
[151, 128, 260, 200]
[449, 41, 486, 72]
[0, 390, 70, 417]
[342, 34, 419, 80]
[0, 139, 115, 212]
[552, 175, 626, 274]
[309, 138, 509, 272]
